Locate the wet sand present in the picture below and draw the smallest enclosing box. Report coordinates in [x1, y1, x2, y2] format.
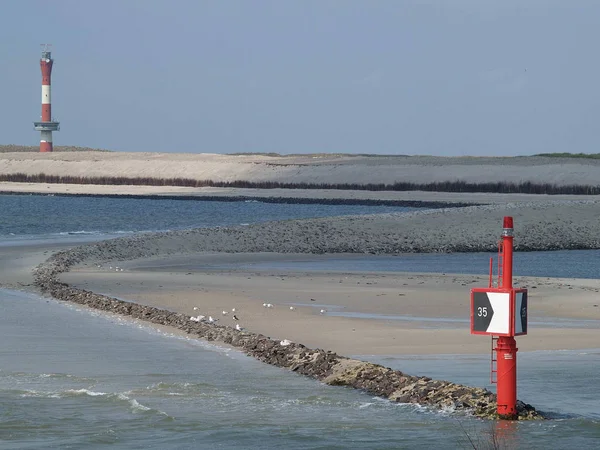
[60, 252, 600, 356]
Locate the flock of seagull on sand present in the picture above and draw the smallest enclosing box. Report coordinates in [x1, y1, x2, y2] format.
[95, 264, 329, 346]
[97, 264, 124, 272]
[188, 303, 329, 343]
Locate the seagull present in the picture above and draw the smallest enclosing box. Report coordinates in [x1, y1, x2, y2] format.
[222, 310, 229, 316]
[267, 303, 274, 309]
[320, 309, 327, 315]
[235, 323, 243, 331]
[231, 308, 236, 313]
[289, 306, 295, 311]
[280, 339, 292, 346]
[262, 303, 268, 308]
[208, 316, 217, 323]
[193, 307, 199, 311]
[232, 314, 239, 321]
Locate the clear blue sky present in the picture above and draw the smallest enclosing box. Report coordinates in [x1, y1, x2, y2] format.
[2, 0, 599, 155]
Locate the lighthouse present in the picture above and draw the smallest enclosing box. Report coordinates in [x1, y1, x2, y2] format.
[33, 44, 60, 152]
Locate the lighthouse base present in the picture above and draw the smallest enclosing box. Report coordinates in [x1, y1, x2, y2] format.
[40, 141, 53, 152]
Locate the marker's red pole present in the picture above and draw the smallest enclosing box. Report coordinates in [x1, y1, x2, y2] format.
[496, 216, 518, 419]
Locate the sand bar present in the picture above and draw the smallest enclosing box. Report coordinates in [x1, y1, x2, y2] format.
[61, 252, 600, 356]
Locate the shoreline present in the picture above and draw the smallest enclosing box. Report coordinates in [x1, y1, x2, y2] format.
[3, 181, 600, 205]
[32, 248, 542, 420]
[0, 188, 475, 208]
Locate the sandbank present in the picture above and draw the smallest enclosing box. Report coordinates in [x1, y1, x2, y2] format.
[3, 152, 600, 187]
[60, 252, 600, 357]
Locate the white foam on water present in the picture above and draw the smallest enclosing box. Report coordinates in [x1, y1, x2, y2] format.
[38, 373, 94, 382]
[20, 388, 171, 417]
[19, 389, 51, 398]
[117, 394, 152, 413]
[438, 403, 459, 416]
[19, 388, 105, 398]
[64, 388, 108, 397]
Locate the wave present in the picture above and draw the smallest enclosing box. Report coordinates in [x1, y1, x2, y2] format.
[0, 371, 96, 384]
[17, 388, 171, 417]
[56, 230, 134, 236]
[124, 381, 221, 399]
[0, 229, 149, 241]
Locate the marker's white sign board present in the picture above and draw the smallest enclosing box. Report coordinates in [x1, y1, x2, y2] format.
[470, 288, 528, 336]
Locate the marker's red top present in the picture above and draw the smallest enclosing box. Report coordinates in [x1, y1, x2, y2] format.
[503, 216, 513, 229]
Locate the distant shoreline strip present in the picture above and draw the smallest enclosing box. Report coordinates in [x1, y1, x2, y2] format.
[0, 191, 475, 208]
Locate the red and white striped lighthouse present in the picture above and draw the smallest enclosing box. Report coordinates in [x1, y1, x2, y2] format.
[34, 44, 60, 152]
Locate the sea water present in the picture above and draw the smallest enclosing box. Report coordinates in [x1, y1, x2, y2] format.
[0, 194, 598, 449]
[2, 290, 599, 449]
[226, 250, 600, 280]
[0, 194, 418, 238]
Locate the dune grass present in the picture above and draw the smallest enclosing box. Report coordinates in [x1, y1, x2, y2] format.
[1, 172, 600, 195]
[534, 152, 600, 159]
